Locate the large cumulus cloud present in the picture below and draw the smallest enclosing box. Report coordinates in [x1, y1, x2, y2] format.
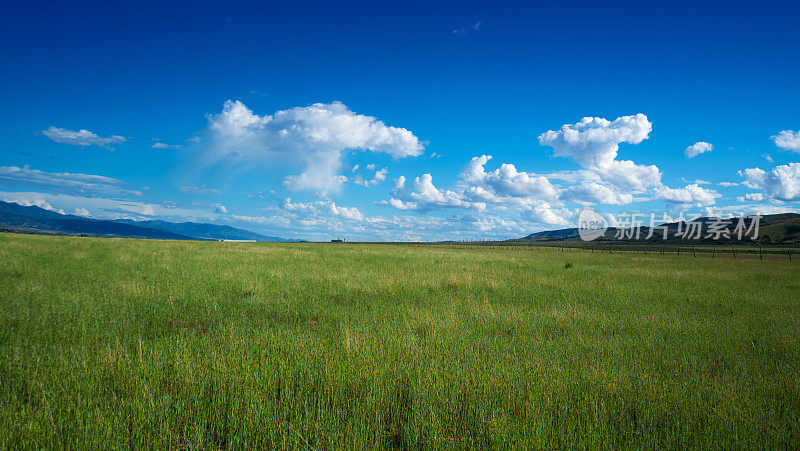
[201, 100, 423, 194]
[740, 163, 800, 201]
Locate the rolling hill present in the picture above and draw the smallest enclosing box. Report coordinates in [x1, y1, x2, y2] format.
[513, 212, 800, 245]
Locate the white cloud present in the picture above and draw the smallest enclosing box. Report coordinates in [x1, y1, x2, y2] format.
[452, 21, 482, 35]
[405, 173, 484, 211]
[73, 208, 91, 217]
[684, 141, 713, 158]
[739, 168, 767, 189]
[283, 172, 348, 192]
[461, 155, 559, 201]
[179, 185, 222, 195]
[215, 205, 228, 214]
[387, 156, 563, 211]
[229, 214, 291, 228]
[654, 184, 721, 207]
[0, 166, 141, 197]
[41, 127, 126, 150]
[386, 172, 487, 212]
[718, 181, 739, 187]
[538, 114, 652, 169]
[739, 163, 800, 201]
[388, 150, 658, 214]
[772, 130, 800, 152]
[739, 167, 766, 189]
[592, 159, 661, 192]
[152, 141, 183, 150]
[388, 198, 413, 210]
[562, 182, 633, 205]
[537, 114, 661, 199]
[737, 193, 765, 202]
[282, 198, 365, 221]
[353, 167, 388, 187]
[327, 203, 364, 221]
[520, 202, 573, 226]
[203, 100, 423, 193]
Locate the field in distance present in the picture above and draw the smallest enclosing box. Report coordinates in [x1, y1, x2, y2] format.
[1, 233, 799, 448]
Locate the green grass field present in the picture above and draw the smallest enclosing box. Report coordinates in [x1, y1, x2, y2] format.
[1, 233, 799, 448]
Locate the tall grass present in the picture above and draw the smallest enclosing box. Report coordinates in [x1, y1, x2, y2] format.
[1, 233, 798, 447]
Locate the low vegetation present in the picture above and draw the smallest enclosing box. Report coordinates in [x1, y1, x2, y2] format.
[1, 233, 798, 447]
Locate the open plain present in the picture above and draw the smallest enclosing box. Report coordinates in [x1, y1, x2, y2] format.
[1, 233, 799, 448]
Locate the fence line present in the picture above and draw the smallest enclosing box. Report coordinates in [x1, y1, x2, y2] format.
[424, 242, 798, 262]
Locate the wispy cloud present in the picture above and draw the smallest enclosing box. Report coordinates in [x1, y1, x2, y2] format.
[0, 166, 141, 197]
[684, 141, 713, 158]
[152, 141, 183, 150]
[452, 21, 482, 35]
[41, 127, 126, 150]
[178, 185, 222, 195]
[0, 191, 215, 222]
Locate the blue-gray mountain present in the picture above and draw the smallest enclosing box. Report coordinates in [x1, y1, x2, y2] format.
[112, 219, 302, 242]
[0, 201, 300, 242]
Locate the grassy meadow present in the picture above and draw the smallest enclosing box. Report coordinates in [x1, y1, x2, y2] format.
[1, 233, 799, 448]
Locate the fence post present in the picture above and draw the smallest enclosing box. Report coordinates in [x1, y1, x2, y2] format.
[692, 246, 696, 257]
[760, 247, 763, 261]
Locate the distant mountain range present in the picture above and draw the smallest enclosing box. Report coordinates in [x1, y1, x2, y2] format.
[111, 219, 300, 242]
[0, 201, 301, 242]
[513, 213, 800, 245]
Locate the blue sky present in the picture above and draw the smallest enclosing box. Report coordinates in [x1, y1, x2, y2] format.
[1, 0, 799, 241]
